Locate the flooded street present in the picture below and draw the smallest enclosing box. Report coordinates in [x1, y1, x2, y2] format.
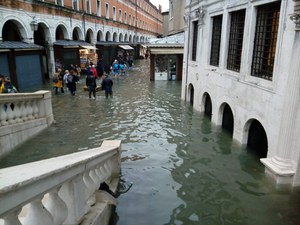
[0, 60, 299, 225]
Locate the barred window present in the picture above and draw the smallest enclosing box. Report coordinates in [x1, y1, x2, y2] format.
[251, 1, 281, 80]
[191, 21, 198, 61]
[227, 10, 245, 72]
[210, 15, 223, 66]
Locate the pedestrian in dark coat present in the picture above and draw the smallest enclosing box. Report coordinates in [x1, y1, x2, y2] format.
[67, 70, 78, 96]
[86, 71, 97, 99]
[104, 64, 111, 75]
[101, 74, 113, 98]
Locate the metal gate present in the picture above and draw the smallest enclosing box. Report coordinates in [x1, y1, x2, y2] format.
[0, 54, 10, 78]
[15, 54, 43, 92]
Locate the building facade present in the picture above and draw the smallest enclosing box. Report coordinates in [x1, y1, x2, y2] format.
[0, 0, 163, 91]
[182, 0, 300, 188]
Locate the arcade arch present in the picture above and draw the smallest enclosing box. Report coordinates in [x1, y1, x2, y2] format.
[220, 103, 234, 136]
[244, 119, 268, 158]
[188, 83, 194, 106]
[202, 92, 212, 120]
[55, 24, 69, 40]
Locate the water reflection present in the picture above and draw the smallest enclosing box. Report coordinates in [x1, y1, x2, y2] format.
[0, 60, 299, 225]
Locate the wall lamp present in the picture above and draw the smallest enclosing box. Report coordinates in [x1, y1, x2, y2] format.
[30, 16, 38, 31]
[289, 12, 300, 25]
[19, 9, 38, 31]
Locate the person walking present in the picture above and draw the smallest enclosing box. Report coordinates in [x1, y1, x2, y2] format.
[86, 71, 97, 99]
[112, 60, 120, 76]
[67, 70, 78, 96]
[101, 73, 113, 98]
[53, 69, 64, 94]
[104, 64, 111, 76]
[63, 70, 70, 90]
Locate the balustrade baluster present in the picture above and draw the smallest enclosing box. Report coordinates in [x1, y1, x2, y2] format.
[14, 102, 22, 123]
[90, 168, 101, 189]
[83, 171, 96, 206]
[22, 101, 29, 121]
[2, 208, 22, 225]
[32, 100, 39, 119]
[95, 165, 106, 184]
[59, 176, 89, 224]
[44, 187, 68, 225]
[6, 103, 16, 124]
[99, 164, 109, 181]
[27, 101, 34, 120]
[0, 103, 9, 126]
[23, 197, 54, 225]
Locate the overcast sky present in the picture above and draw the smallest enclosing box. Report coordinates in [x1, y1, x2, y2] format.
[150, 0, 169, 12]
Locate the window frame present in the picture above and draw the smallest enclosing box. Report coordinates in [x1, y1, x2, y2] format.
[227, 9, 246, 72]
[210, 15, 223, 67]
[251, 1, 281, 81]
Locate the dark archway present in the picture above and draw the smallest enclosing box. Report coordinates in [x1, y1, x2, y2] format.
[55, 26, 65, 40]
[247, 120, 268, 158]
[189, 84, 194, 106]
[34, 25, 46, 46]
[2, 21, 22, 41]
[73, 29, 80, 40]
[204, 93, 212, 120]
[222, 104, 234, 136]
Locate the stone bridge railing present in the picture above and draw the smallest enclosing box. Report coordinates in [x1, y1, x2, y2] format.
[0, 140, 121, 225]
[0, 90, 54, 157]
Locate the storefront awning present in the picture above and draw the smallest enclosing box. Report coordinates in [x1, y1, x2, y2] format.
[0, 41, 43, 50]
[54, 40, 96, 49]
[118, 45, 134, 50]
[80, 45, 97, 50]
[149, 47, 184, 55]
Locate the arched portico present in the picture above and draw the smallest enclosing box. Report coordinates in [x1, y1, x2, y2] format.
[244, 119, 268, 158]
[188, 83, 194, 106]
[202, 92, 212, 120]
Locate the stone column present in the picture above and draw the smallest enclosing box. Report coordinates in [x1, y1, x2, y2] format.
[46, 43, 56, 79]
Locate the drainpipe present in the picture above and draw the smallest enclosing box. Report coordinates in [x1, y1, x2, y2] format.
[184, 4, 192, 102]
[82, 0, 86, 36]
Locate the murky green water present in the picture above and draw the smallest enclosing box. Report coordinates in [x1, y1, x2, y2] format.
[0, 60, 299, 225]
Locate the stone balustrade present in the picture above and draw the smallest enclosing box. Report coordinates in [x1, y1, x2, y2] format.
[0, 140, 121, 225]
[0, 90, 54, 156]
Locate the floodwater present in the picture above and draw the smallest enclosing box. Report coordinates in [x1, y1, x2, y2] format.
[0, 60, 299, 225]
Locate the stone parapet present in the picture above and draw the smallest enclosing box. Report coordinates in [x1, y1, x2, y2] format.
[0, 140, 121, 225]
[0, 90, 54, 157]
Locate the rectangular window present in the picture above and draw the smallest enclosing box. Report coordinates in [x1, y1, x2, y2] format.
[191, 20, 198, 61]
[97, 0, 101, 16]
[210, 15, 223, 67]
[105, 3, 109, 18]
[56, 0, 63, 6]
[119, 10, 122, 22]
[251, 2, 281, 80]
[86, 0, 91, 14]
[227, 10, 246, 72]
[129, 15, 131, 25]
[72, 0, 78, 10]
[113, 7, 116, 20]
[124, 12, 127, 24]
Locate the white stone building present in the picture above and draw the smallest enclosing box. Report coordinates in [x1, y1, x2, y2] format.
[182, 0, 300, 188]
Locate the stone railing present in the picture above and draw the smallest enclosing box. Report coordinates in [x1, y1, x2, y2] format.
[0, 90, 54, 156]
[0, 140, 121, 225]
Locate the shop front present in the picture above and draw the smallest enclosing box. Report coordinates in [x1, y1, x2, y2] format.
[54, 40, 97, 73]
[0, 41, 44, 92]
[147, 32, 184, 81]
